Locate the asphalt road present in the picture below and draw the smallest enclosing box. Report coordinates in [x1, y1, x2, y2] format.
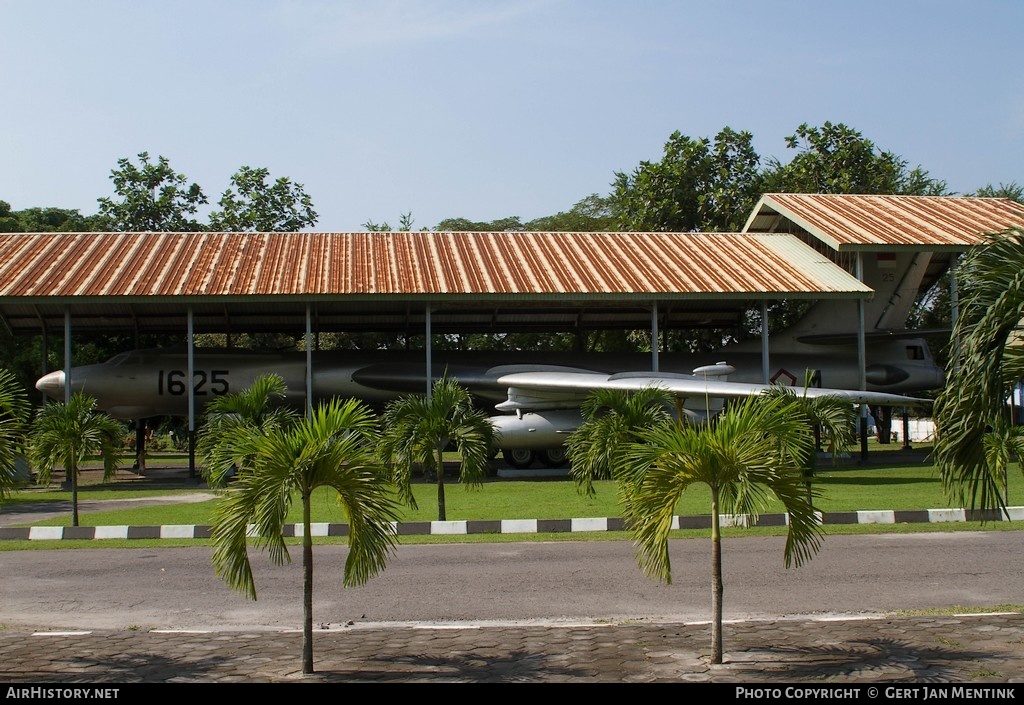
[0, 531, 1019, 633]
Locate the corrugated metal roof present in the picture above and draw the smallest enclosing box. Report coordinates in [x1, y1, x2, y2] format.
[743, 194, 1024, 251]
[0, 230, 871, 300]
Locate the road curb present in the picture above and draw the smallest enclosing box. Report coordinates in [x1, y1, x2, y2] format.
[2, 506, 1021, 540]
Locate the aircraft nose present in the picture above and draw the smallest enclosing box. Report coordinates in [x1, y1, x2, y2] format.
[35, 370, 65, 398]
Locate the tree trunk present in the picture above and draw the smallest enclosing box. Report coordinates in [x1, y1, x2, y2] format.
[876, 405, 893, 444]
[436, 445, 446, 521]
[301, 491, 314, 674]
[71, 462, 79, 527]
[806, 432, 819, 505]
[710, 486, 723, 664]
[134, 419, 146, 474]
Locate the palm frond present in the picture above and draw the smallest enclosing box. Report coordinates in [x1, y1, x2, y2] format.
[0, 370, 30, 497]
[566, 386, 674, 497]
[935, 228, 1024, 511]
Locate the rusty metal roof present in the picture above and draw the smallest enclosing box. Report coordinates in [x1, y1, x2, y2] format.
[0, 230, 867, 300]
[0, 230, 869, 336]
[743, 194, 1024, 251]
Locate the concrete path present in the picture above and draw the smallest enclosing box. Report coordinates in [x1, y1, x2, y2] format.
[0, 613, 1021, 683]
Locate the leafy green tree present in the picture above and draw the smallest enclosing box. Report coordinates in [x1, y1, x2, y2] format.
[0, 369, 31, 499]
[196, 373, 298, 486]
[379, 376, 495, 521]
[623, 393, 822, 664]
[4, 205, 110, 233]
[208, 166, 318, 232]
[566, 386, 675, 499]
[209, 396, 399, 675]
[433, 198, 618, 232]
[607, 127, 764, 353]
[934, 228, 1024, 511]
[524, 194, 616, 232]
[761, 122, 947, 196]
[433, 215, 524, 232]
[972, 182, 1024, 203]
[610, 127, 763, 232]
[27, 392, 125, 526]
[97, 152, 208, 232]
[0, 201, 18, 233]
[363, 211, 417, 232]
[0, 201, 109, 233]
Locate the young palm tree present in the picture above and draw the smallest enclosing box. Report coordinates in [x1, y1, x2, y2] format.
[379, 376, 495, 522]
[196, 373, 298, 487]
[0, 369, 30, 499]
[624, 393, 823, 665]
[763, 378, 856, 503]
[27, 392, 125, 526]
[934, 227, 1024, 511]
[210, 397, 400, 675]
[565, 385, 675, 499]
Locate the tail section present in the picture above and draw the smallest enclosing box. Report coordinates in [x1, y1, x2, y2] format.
[720, 250, 946, 394]
[774, 250, 936, 349]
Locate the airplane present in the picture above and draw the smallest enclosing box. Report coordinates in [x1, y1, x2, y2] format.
[34, 248, 943, 470]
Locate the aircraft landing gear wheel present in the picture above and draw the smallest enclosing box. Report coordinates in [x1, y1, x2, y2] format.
[502, 448, 536, 469]
[538, 447, 568, 468]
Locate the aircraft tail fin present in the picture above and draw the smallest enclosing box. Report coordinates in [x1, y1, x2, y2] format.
[773, 250, 936, 348]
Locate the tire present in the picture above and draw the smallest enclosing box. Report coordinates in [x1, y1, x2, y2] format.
[502, 448, 536, 469]
[538, 447, 568, 468]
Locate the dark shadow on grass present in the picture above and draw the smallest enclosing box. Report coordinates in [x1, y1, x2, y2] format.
[818, 476, 938, 487]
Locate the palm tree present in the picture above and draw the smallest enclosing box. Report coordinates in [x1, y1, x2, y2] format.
[196, 373, 298, 487]
[763, 376, 856, 503]
[565, 385, 674, 499]
[209, 397, 400, 675]
[624, 393, 823, 664]
[934, 227, 1024, 511]
[27, 392, 125, 526]
[379, 376, 495, 522]
[982, 415, 1024, 509]
[0, 369, 30, 499]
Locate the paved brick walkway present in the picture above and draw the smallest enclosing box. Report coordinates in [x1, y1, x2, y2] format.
[0, 613, 1021, 683]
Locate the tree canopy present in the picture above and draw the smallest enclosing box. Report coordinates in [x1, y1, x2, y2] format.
[761, 122, 948, 196]
[0, 201, 109, 233]
[209, 166, 318, 232]
[97, 152, 209, 232]
[610, 127, 762, 233]
[97, 152, 318, 233]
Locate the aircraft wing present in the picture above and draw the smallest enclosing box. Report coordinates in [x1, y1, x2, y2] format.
[493, 370, 932, 413]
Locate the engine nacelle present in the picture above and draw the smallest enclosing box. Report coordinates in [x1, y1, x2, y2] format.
[488, 409, 583, 450]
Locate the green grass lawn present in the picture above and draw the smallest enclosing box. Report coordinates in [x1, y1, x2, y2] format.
[6, 443, 1023, 529]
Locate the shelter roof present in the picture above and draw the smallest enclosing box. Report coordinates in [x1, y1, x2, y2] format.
[744, 194, 1024, 251]
[743, 194, 1024, 298]
[0, 230, 869, 336]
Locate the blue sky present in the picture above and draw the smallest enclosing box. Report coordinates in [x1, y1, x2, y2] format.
[2, 0, 1021, 232]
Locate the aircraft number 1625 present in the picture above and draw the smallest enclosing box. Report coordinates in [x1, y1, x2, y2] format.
[157, 369, 230, 397]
